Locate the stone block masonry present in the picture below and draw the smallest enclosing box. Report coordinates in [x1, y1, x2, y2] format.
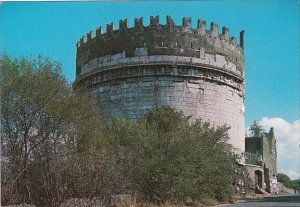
[74, 16, 245, 156]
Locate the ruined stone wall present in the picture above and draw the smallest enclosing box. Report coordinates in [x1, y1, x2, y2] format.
[75, 16, 245, 154]
[245, 164, 264, 191]
[245, 130, 278, 193]
[262, 130, 277, 176]
[245, 130, 277, 174]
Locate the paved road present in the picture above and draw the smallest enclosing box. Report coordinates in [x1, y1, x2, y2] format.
[214, 195, 300, 207]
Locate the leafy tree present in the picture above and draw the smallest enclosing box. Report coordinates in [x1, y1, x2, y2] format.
[1, 55, 68, 205]
[249, 120, 265, 137]
[277, 173, 300, 191]
[1, 55, 106, 206]
[277, 173, 291, 185]
[291, 179, 300, 192]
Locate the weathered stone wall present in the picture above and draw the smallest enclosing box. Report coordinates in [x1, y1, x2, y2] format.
[246, 164, 264, 190]
[78, 52, 242, 78]
[91, 73, 244, 152]
[262, 133, 277, 175]
[245, 132, 277, 176]
[245, 130, 278, 193]
[75, 16, 245, 155]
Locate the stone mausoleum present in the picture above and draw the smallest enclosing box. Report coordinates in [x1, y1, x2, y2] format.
[74, 16, 246, 155]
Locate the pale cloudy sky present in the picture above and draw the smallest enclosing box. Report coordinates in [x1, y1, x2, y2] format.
[247, 118, 300, 180]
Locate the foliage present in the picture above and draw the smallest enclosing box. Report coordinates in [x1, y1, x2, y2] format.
[1, 55, 238, 206]
[277, 173, 300, 191]
[291, 179, 300, 192]
[106, 107, 237, 202]
[249, 121, 265, 137]
[1, 55, 105, 206]
[277, 173, 291, 185]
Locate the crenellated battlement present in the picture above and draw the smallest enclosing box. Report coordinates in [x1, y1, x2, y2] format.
[77, 16, 244, 47]
[76, 16, 245, 76]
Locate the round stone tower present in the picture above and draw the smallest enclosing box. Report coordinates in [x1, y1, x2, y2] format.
[74, 16, 245, 153]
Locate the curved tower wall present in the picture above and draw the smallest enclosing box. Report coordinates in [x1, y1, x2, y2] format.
[74, 16, 245, 153]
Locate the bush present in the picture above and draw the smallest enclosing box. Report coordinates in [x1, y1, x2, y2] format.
[106, 107, 237, 202]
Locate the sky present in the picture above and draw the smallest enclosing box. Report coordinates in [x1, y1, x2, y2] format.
[0, 1, 299, 179]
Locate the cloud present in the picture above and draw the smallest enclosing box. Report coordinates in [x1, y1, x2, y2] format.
[247, 118, 300, 180]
